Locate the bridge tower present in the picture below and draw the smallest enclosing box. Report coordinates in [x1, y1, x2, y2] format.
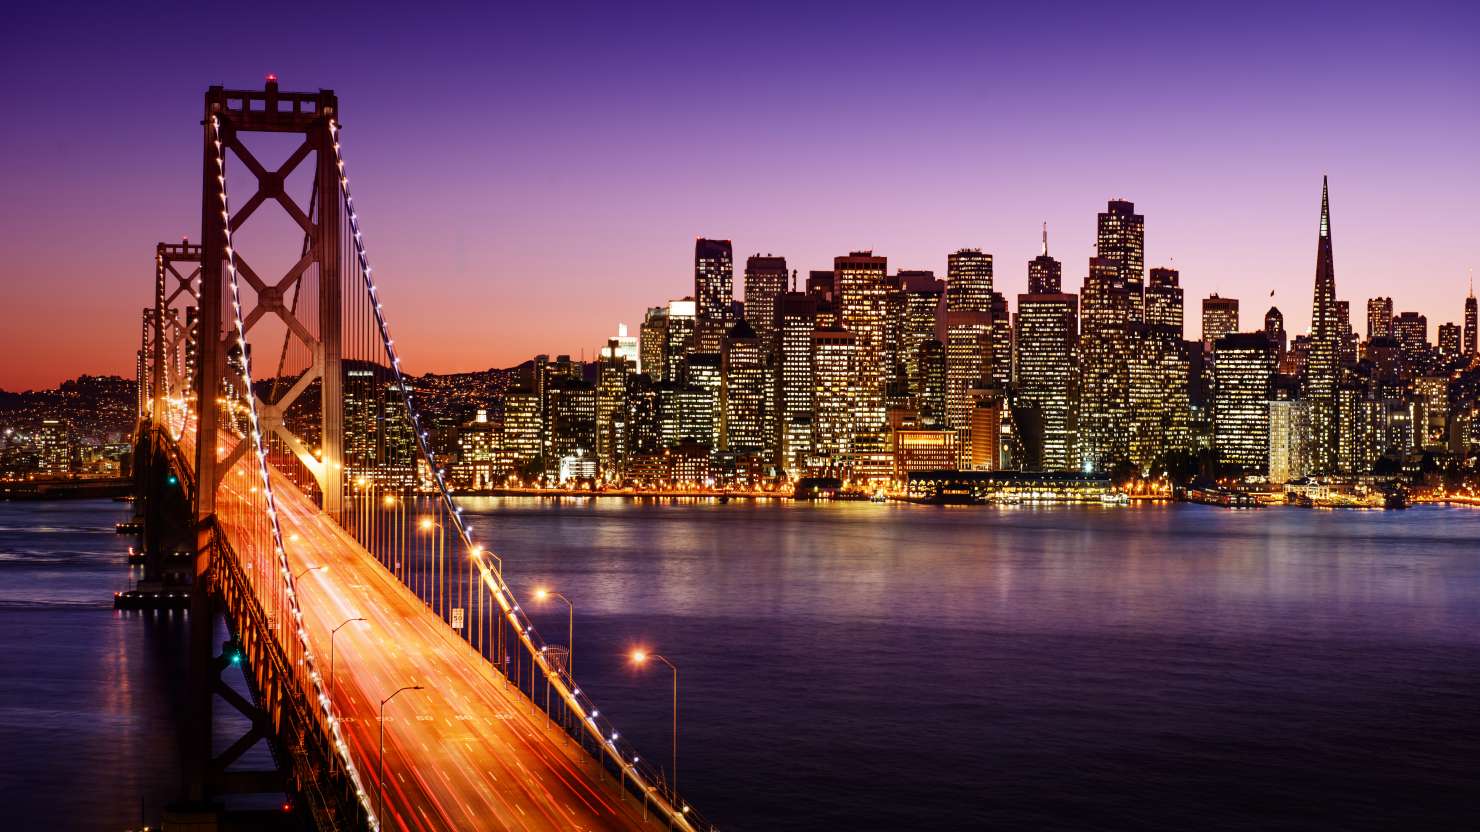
[195, 77, 344, 522]
[188, 77, 345, 809]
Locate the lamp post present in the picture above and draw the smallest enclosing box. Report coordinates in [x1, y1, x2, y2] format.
[533, 588, 573, 678]
[330, 617, 366, 696]
[378, 684, 423, 825]
[631, 650, 678, 795]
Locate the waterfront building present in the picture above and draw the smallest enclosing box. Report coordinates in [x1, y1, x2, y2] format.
[834, 251, 889, 442]
[595, 343, 631, 472]
[918, 339, 947, 430]
[812, 327, 857, 461]
[944, 249, 994, 452]
[1267, 398, 1312, 484]
[893, 429, 960, 479]
[37, 418, 71, 475]
[694, 238, 734, 353]
[967, 388, 1004, 470]
[777, 292, 818, 476]
[1014, 284, 1079, 471]
[1213, 333, 1276, 472]
[899, 271, 944, 407]
[1078, 256, 1133, 471]
[1129, 321, 1191, 473]
[1097, 200, 1145, 321]
[1201, 294, 1239, 350]
[455, 408, 501, 489]
[684, 352, 722, 444]
[547, 377, 596, 462]
[720, 320, 768, 454]
[624, 374, 661, 459]
[501, 390, 543, 475]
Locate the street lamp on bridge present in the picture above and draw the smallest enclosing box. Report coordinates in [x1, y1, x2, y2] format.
[378, 684, 424, 826]
[630, 650, 679, 796]
[294, 564, 326, 581]
[329, 616, 367, 696]
[533, 587, 573, 678]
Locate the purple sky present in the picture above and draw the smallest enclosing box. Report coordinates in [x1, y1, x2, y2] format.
[1, 1, 1477, 390]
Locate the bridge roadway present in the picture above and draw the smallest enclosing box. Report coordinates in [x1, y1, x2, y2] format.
[186, 432, 659, 832]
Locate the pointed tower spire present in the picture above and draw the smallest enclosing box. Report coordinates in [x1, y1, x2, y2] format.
[1041, 222, 1049, 257]
[1319, 175, 1331, 239]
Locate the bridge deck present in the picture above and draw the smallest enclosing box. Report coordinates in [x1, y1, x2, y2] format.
[189, 432, 659, 832]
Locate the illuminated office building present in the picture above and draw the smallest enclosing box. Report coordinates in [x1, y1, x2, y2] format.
[1367, 297, 1394, 340]
[1027, 224, 1061, 294]
[639, 306, 667, 382]
[743, 255, 789, 356]
[1097, 200, 1145, 321]
[1438, 322, 1461, 359]
[812, 327, 857, 460]
[720, 320, 767, 454]
[1078, 257, 1133, 471]
[663, 299, 696, 383]
[1212, 333, 1276, 472]
[1264, 306, 1287, 361]
[1267, 398, 1312, 484]
[945, 248, 994, 443]
[1201, 294, 1239, 349]
[1306, 178, 1343, 473]
[1145, 267, 1182, 330]
[777, 292, 818, 475]
[1014, 267, 1078, 471]
[834, 251, 889, 440]
[899, 271, 944, 407]
[694, 238, 734, 353]
[1466, 280, 1477, 355]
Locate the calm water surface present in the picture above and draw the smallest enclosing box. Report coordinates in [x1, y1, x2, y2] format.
[4, 498, 1479, 830]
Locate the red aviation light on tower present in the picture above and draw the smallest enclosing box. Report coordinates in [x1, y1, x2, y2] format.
[266, 73, 278, 84]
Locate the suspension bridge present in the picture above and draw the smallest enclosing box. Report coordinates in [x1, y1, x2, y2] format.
[128, 78, 712, 832]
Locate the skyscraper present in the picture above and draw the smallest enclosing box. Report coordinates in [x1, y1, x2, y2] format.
[743, 255, 789, 357]
[1366, 297, 1394, 340]
[720, 320, 767, 454]
[1015, 264, 1079, 471]
[1145, 267, 1183, 330]
[1028, 224, 1062, 294]
[834, 251, 889, 442]
[694, 238, 734, 353]
[1201, 295, 1240, 349]
[1392, 311, 1430, 373]
[899, 272, 944, 409]
[1306, 176, 1342, 473]
[639, 306, 667, 382]
[1078, 257, 1134, 471]
[1438, 322, 1461, 359]
[812, 327, 857, 461]
[1465, 276, 1477, 356]
[777, 292, 818, 476]
[1097, 200, 1145, 321]
[945, 249, 994, 446]
[1212, 333, 1276, 472]
[1264, 306, 1287, 360]
[663, 299, 696, 383]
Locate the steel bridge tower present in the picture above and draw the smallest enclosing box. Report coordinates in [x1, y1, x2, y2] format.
[187, 77, 346, 811]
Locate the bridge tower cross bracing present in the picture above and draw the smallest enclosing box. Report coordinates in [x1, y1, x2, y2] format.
[190, 78, 344, 806]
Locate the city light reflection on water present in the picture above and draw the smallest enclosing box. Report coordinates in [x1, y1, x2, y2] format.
[4, 498, 1479, 830]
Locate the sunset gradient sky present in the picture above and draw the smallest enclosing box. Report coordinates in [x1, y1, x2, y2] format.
[1, 1, 1477, 390]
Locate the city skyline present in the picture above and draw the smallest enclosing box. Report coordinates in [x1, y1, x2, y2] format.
[3, 2, 1479, 390]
